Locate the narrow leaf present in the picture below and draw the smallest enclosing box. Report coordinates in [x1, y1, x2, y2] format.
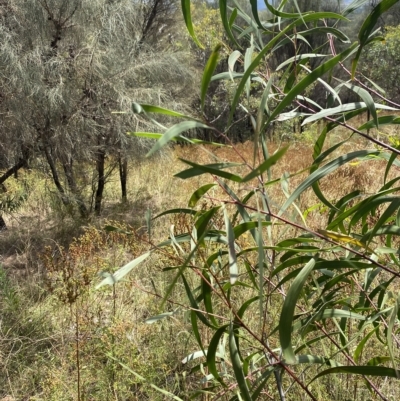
[280, 257, 317, 364]
[96, 252, 151, 288]
[188, 184, 216, 208]
[181, 0, 203, 48]
[147, 122, 214, 157]
[223, 205, 239, 284]
[201, 44, 222, 111]
[229, 324, 252, 401]
[311, 365, 400, 383]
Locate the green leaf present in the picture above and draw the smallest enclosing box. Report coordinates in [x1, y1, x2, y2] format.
[280, 257, 317, 364]
[352, 0, 399, 76]
[220, 0, 241, 48]
[96, 252, 151, 288]
[302, 102, 396, 125]
[241, 146, 288, 182]
[310, 365, 400, 383]
[201, 270, 218, 327]
[223, 205, 239, 284]
[147, 122, 214, 157]
[153, 208, 197, 220]
[175, 162, 241, 180]
[201, 44, 222, 111]
[244, 37, 254, 101]
[177, 159, 243, 182]
[229, 14, 354, 125]
[132, 132, 226, 147]
[249, 0, 266, 30]
[229, 324, 252, 401]
[266, 42, 359, 126]
[276, 54, 328, 71]
[206, 325, 229, 385]
[387, 297, 400, 375]
[132, 103, 196, 120]
[188, 184, 216, 208]
[358, 115, 400, 131]
[181, 0, 203, 48]
[343, 83, 379, 128]
[233, 221, 271, 238]
[279, 150, 381, 217]
[195, 206, 221, 240]
[182, 275, 216, 329]
[111, 356, 185, 400]
[359, 0, 399, 44]
[145, 311, 177, 324]
[191, 311, 205, 355]
[228, 50, 242, 81]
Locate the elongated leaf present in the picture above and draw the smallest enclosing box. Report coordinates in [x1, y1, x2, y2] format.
[343, 83, 378, 127]
[276, 54, 327, 71]
[147, 122, 214, 157]
[201, 44, 221, 111]
[280, 257, 317, 364]
[182, 275, 216, 329]
[363, 198, 400, 245]
[249, 0, 265, 29]
[310, 365, 400, 383]
[211, 72, 258, 82]
[358, 115, 400, 131]
[182, 350, 206, 364]
[244, 37, 254, 101]
[145, 311, 176, 324]
[233, 221, 271, 238]
[181, 0, 203, 48]
[206, 325, 229, 384]
[196, 206, 221, 241]
[175, 162, 241, 180]
[352, 0, 399, 76]
[228, 50, 242, 81]
[220, 0, 241, 48]
[201, 270, 218, 327]
[191, 311, 205, 355]
[302, 102, 396, 125]
[317, 229, 376, 254]
[188, 184, 216, 208]
[153, 208, 197, 220]
[279, 150, 381, 217]
[241, 146, 288, 182]
[229, 324, 252, 401]
[359, 0, 398, 44]
[387, 297, 400, 376]
[96, 251, 151, 288]
[229, 14, 353, 125]
[132, 103, 196, 120]
[132, 132, 225, 147]
[265, 43, 358, 126]
[177, 159, 242, 182]
[223, 205, 239, 284]
[111, 356, 184, 400]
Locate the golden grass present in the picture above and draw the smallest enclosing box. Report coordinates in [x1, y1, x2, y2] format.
[1, 121, 400, 400]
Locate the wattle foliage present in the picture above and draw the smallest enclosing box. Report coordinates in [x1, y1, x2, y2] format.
[100, 0, 400, 399]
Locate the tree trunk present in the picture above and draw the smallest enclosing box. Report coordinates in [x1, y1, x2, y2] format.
[62, 158, 88, 218]
[0, 215, 6, 231]
[94, 149, 106, 215]
[118, 156, 128, 203]
[43, 146, 70, 207]
[0, 146, 30, 186]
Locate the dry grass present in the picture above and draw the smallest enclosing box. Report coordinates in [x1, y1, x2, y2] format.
[1, 121, 400, 400]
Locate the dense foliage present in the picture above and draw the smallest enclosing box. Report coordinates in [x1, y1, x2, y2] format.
[99, 0, 400, 400]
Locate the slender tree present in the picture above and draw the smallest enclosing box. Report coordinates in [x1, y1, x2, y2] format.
[0, 0, 195, 217]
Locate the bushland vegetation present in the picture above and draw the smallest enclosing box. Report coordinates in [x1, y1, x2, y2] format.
[2, 0, 400, 400]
